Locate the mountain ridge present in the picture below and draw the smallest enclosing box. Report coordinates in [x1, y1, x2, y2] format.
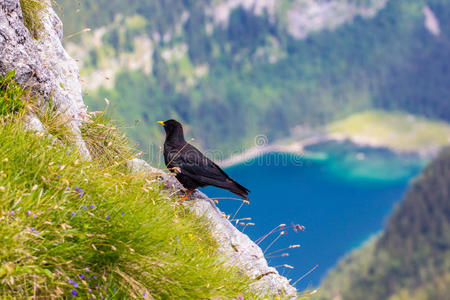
[56, 0, 450, 159]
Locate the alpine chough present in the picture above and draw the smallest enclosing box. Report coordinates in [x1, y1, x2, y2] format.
[158, 119, 250, 201]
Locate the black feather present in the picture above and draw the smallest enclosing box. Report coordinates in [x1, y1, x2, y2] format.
[160, 119, 250, 201]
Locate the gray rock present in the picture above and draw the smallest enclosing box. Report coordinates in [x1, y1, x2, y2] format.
[22, 113, 46, 133]
[127, 158, 298, 298]
[0, 0, 90, 159]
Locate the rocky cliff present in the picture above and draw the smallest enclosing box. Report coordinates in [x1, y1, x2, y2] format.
[0, 0, 296, 297]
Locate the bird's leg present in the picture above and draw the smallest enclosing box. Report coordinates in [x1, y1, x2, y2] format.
[178, 189, 195, 202]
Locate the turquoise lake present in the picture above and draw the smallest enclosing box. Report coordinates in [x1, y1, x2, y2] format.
[202, 141, 424, 290]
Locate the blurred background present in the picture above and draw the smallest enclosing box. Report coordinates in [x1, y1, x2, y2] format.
[57, 0, 450, 298]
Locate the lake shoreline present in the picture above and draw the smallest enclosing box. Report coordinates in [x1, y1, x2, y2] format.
[217, 135, 326, 168]
[218, 132, 436, 168]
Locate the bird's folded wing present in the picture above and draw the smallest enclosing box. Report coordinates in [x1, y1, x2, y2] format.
[174, 144, 250, 199]
[177, 144, 229, 182]
[180, 158, 227, 182]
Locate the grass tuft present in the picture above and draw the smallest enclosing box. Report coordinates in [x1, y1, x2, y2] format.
[81, 110, 136, 166]
[0, 70, 30, 121]
[37, 101, 75, 144]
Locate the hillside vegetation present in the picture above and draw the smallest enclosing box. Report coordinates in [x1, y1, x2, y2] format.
[327, 110, 450, 154]
[317, 147, 450, 300]
[56, 0, 450, 156]
[0, 73, 252, 298]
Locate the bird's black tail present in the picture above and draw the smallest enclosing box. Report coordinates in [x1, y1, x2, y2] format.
[224, 178, 250, 202]
[200, 176, 250, 202]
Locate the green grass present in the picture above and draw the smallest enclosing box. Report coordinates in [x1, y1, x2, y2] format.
[0, 70, 29, 119]
[37, 101, 76, 144]
[327, 110, 450, 152]
[81, 110, 136, 166]
[0, 78, 252, 299]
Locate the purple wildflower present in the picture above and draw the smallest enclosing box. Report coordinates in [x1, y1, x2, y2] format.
[83, 205, 87, 209]
[121, 212, 124, 216]
[88, 289, 92, 293]
[85, 268, 90, 272]
[57, 175, 60, 179]
[237, 295, 244, 300]
[10, 211, 14, 215]
[71, 289, 77, 297]
[106, 215, 110, 220]
[71, 212, 76, 216]
[30, 227, 35, 231]
[57, 164, 62, 168]
[27, 210, 31, 215]
[143, 292, 147, 297]
[113, 288, 117, 293]
[33, 214, 36, 218]
[89, 204, 95, 208]
[73, 281, 78, 288]
[92, 275, 97, 279]
[79, 274, 85, 279]
[68, 279, 73, 284]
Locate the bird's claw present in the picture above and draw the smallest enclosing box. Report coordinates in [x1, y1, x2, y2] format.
[177, 190, 194, 202]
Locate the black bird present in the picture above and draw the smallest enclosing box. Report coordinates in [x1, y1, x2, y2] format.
[158, 119, 250, 201]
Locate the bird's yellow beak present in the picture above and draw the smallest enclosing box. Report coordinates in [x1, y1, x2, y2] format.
[157, 121, 165, 126]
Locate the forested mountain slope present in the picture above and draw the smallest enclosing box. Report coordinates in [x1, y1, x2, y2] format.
[318, 147, 450, 300]
[57, 0, 450, 155]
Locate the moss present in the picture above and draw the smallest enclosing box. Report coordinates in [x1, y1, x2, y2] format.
[20, 0, 46, 39]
